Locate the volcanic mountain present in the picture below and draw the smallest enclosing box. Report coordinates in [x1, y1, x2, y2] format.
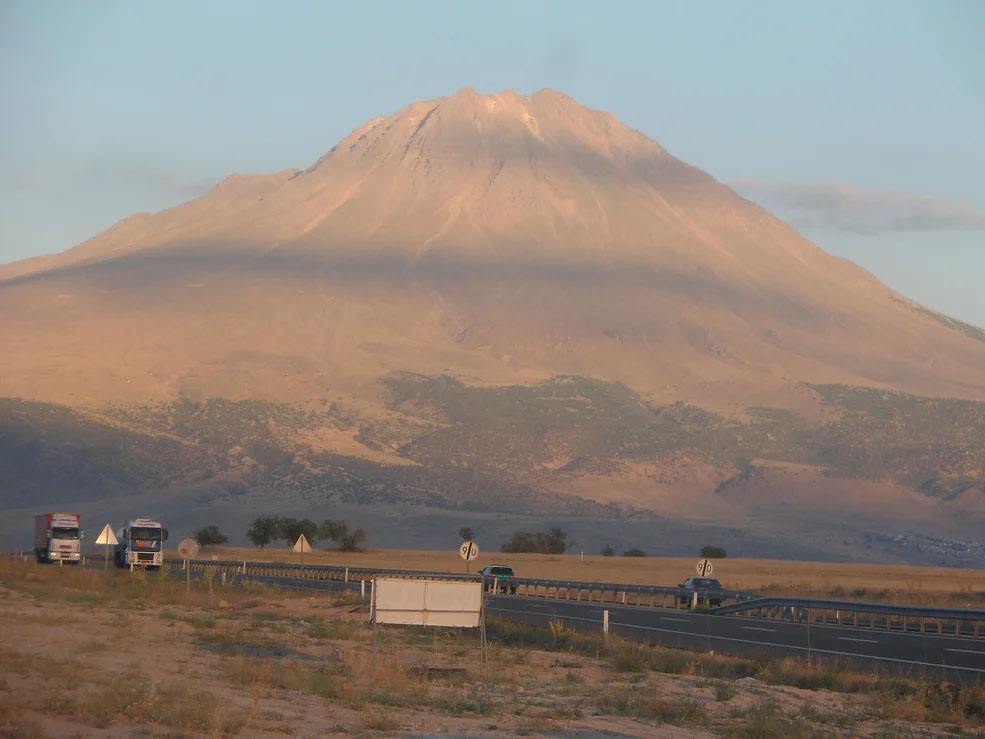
[2, 88, 984, 559]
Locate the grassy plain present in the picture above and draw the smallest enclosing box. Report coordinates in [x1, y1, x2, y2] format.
[2, 557, 984, 737]
[179, 546, 985, 608]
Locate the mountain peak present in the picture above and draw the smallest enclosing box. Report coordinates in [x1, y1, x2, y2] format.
[3, 86, 985, 419]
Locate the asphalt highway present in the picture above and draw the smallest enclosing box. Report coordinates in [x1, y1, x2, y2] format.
[73, 559, 985, 682]
[485, 594, 985, 682]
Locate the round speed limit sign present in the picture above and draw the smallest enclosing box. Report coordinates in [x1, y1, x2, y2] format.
[696, 558, 714, 576]
[459, 540, 479, 562]
[178, 538, 199, 559]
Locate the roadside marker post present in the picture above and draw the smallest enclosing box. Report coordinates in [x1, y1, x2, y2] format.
[603, 609, 609, 637]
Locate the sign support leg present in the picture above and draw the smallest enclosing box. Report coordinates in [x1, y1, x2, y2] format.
[370, 579, 377, 677]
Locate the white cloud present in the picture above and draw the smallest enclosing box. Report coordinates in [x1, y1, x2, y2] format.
[731, 179, 985, 235]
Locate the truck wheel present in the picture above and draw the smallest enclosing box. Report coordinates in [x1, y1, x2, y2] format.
[35, 549, 44, 564]
[510, 586, 517, 594]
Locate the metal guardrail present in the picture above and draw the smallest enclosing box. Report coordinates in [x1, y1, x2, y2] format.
[712, 597, 985, 637]
[172, 557, 750, 608]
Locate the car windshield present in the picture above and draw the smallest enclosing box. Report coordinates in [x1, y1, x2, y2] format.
[692, 578, 720, 587]
[489, 567, 514, 576]
[52, 527, 79, 539]
[130, 527, 162, 540]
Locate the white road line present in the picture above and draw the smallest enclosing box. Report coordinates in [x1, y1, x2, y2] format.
[945, 648, 985, 655]
[660, 617, 691, 623]
[837, 637, 879, 644]
[482, 605, 985, 674]
[742, 626, 777, 632]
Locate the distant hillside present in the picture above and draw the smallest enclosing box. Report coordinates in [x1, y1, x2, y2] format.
[3, 377, 982, 515]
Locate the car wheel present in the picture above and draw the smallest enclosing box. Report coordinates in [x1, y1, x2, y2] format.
[510, 586, 517, 594]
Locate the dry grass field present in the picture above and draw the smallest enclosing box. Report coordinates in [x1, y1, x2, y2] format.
[174, 547, 985, 609]
[2, 557, 984, 738]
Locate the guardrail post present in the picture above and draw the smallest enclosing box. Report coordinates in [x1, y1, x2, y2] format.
[345, 567, 349, 582]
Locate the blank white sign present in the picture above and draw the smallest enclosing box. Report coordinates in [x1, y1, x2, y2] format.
[374, 578, 482, 627]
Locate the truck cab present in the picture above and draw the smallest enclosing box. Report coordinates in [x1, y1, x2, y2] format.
[34, 513, 82, 564]
[114, 518, 167, 569]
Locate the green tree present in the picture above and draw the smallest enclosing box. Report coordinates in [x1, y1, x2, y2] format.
[280, 517, 318, 546]
[458, 526, 475, 541]
[500, 528, 573, 554]
[700, 545, 727, 559]
[622, 548, 647, 557]
[319, 519, 367, 552]
[246, 515, 282, 549]
[601, 544, 615, 556]
[193, 525, 228, 546]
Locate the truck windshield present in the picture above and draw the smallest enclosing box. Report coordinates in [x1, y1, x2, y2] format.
[52, 527, 80, 539]
[130, 527, 162, 540]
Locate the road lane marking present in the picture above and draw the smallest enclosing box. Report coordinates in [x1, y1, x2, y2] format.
[660, 617, 691, 622]
[945, 648, 985, 655]
[837, 637, 879, 644]
[480, 605, 985, 674]
[742, 627, 777, 632]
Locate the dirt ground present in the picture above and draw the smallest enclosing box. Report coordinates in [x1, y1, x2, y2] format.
[185, 547, 985, 607]
[1, 559, 982, 737]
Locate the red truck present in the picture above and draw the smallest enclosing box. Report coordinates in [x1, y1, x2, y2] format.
[34, 513, 83, 564]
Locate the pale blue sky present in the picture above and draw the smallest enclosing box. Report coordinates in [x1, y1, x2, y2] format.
[2, 1, 983, 324]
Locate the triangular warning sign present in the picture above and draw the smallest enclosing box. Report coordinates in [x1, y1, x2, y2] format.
[94, 524, 118, 546]
[292, 534, 312, 553]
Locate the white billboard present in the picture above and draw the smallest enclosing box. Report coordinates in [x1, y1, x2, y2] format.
[373, 578, 482, 628]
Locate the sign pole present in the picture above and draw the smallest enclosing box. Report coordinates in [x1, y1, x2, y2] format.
[104, 541, 109, 570]
[371, 579, 377, 677]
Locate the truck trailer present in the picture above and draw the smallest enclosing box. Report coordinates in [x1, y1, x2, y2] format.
[114, 518, 167, 569]
[34, 513, 82, 564]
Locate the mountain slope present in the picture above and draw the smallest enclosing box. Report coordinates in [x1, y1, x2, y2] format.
[2, 87, 984, 555]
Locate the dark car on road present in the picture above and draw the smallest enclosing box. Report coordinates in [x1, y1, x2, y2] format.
[480, 564, 518, 594]
[678, 577, 725, 607]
